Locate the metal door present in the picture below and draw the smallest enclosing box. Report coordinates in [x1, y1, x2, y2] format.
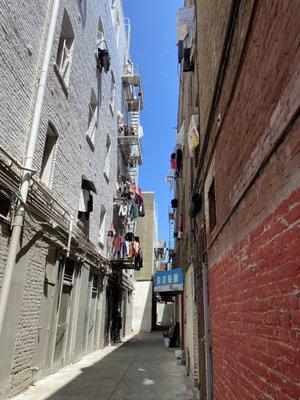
[86, 274, 99, 352]
[52, 260, 74, 371]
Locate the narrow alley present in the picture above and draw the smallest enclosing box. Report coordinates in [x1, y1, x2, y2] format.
[0, 0, 299, 399]
[12, 333, 194, 400]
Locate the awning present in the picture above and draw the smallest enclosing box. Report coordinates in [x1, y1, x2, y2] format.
[153, 268, 184, 293]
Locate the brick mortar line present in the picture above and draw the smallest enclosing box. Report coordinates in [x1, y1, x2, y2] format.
[206, 110, 299, 259]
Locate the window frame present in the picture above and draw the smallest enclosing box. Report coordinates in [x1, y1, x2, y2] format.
[55, 11, 75, 88]
[98, 205, 106, 247]
[40, 123, 58, 189]
[104, 135, 111, 181]
[109, 71, 116, 113]
[86, 90, 98, 148]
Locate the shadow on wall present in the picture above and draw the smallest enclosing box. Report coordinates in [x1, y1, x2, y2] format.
[133, 282, 153, 333]
[156, 302, 174, 327]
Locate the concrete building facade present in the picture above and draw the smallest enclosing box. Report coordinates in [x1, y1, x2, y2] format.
[133, 192, 158, 332]
[174, 0, 300, 399]
[0, 0, 144, 398]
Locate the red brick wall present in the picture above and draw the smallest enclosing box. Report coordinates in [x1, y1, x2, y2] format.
[209, 189, 300, 400]
[205, 0, 300, 246]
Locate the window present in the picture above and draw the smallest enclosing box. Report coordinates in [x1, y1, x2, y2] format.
[92, 274, 99, 294]
[109, 71, 116, 113]
[56, 10, 75, 87]
[40, 123, 58, 188]
[98, 205, 106, 246]
[0, 189, 10, 219]
[104, 135, 111, 181]
[208, 179, 216, 232]
[86, 89, 98, 147]
[78, 178, 97, 238]
[78, 0, 86, 25]
[97, 17, 105, 50]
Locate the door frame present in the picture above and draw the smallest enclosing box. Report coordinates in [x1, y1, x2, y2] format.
[50, 257, 76, 372]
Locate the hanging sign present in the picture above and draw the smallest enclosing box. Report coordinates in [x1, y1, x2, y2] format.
[154, 268, 184, 293]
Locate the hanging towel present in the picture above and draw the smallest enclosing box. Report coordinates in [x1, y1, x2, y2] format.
[138, 204, 145, 217]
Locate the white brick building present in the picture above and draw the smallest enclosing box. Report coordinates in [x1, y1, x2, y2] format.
[0, 0, 143, 398]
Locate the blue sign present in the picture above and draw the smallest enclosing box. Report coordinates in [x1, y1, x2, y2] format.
[153, 268, 184, 293]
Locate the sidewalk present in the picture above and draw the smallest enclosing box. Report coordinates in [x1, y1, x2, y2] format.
[12, 332, 195, 400]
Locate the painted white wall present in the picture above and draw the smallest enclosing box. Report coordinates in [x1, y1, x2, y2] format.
[132, 281, 152, 332]
[157, 303, 174, 326]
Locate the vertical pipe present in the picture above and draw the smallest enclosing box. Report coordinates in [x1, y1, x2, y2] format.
[203, 262, 213, 400]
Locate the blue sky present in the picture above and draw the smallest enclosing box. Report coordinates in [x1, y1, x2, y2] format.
[123, 0, 182, 242]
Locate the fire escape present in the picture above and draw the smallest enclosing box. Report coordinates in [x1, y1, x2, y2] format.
[109, 62, 144, 271]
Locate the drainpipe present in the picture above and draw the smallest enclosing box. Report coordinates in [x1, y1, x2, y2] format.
[0, 0, 61, 338]
[66, 216, 74, 257]
[203, 262, 213, 400]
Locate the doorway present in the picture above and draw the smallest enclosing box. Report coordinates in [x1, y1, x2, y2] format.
[85, 273, 100, 353]
[52, 258, 74, 371]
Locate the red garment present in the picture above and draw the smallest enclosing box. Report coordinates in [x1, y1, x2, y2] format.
[113, 235, 123, 252]
[136, 187, 143, 197]
[171, 159, 177, 170]
[129, 242, 135, 258]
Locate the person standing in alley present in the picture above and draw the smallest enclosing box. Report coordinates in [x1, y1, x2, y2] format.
[112, 309, 123, 344]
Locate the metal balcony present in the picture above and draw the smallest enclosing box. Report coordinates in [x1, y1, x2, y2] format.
[122, 64, 144, 111]
[110, 255, 142, 270]
[117, 126, 142, 166]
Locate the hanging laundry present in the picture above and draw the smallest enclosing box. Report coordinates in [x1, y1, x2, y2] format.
[97, 48, 110, 73]
[121, 240, 127, 258]
[171, 198, 178, 208]
[118, 204, 128, 217]
[176, 148, 183, 172]
[133, 237, 140, 254]
[113, 235, 123, 252]
[188, 114, 199, 157]
[107, 237, 114, 258]
[124, 240, 130, 255]
[125, 232, 134, 241]
[129, 241, 135, 258]
[178, 213, 184, 239]
[130, 204, 139, 220]
[170, 153, 177, 170]
[107, 224, 116, 237]
[138, 204, 145, 217]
